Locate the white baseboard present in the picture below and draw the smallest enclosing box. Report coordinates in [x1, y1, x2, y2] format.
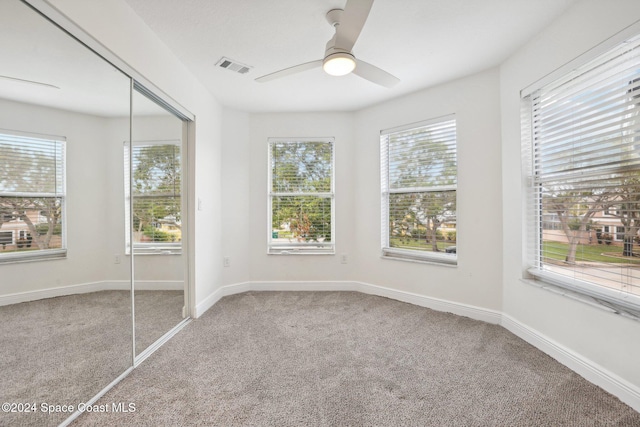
[502, 314, 640, 412]
[133, 280, 184, 291]
[102, 280, 184, 291]
[194, 280, 501, 324]
[353, 281, 502, 324]
[0, 281, 104, 306]
[0, 280, 184, 306]
[250, 280, 359, 292]
[194, 282, 251, 317]
[196, 280, 639, 412]
[195, 281, 358, 317]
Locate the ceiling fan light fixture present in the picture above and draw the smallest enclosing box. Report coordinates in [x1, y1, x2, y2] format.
[323, 52, 356, 76]
[255, 1, 399, 87]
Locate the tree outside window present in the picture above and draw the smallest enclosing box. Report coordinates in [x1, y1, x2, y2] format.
[125, 141, 181, 254]
[268, 139, 334, 254]
[0, 132, 66, 262]
[381, 116, 457, 264]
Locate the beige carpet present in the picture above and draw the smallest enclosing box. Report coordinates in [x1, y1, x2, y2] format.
[71, 291, 640, 426]
[0, 290, 183, 427]
[135, 290, 185, 354]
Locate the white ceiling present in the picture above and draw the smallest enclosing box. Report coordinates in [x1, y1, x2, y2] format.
[0, 1, 169, 118]
[123, 0, 579, 113]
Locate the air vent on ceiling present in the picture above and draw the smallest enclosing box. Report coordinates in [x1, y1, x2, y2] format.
[216, 57, 252, 74]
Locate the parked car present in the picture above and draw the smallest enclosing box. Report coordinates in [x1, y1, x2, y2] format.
[445, 246, 456, 254]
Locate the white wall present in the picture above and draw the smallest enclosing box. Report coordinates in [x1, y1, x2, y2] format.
[354, 68, 503, 310]
[247, 113, 356, 282]
[0, 99, 115, 294]
[240, 69, 503, 313]
[103, 116, 130, 283]
[221, 109, 251, 285]
[46, 0, 224, 312]
[500, 0, 640, 390]
[0, 100, 185, 296]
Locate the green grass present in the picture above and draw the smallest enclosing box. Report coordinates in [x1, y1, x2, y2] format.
[542, 241, 640, 264]
[390, 237, 455, 252]
[272, 230, 293, 238]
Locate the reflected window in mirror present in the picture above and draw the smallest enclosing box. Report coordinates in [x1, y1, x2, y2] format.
[124, 140, 181, 255]
[0, 130, 66, 263]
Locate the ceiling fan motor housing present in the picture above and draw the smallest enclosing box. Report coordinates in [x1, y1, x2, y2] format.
[326, 8, 343, 27]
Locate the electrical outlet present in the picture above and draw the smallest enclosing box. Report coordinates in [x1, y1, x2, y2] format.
[340, 254, 348, 264]
[223, 256, 231, 267]
[114, 254, 121, 264]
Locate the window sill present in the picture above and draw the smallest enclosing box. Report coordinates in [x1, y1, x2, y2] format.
[268, 250, 335, 256]
[126, 250, 182, 256]
[126, 244, 182, 256]
[381, 250, 457, 267]
[524, 269, 640, 320]
[131, 252, 182, 256]
[0, 249, 67, 265]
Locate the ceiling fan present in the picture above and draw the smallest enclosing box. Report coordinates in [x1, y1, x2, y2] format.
[255, 0, 399, 88]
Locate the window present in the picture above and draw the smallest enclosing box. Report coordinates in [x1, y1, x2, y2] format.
[522, 32, 640, 315]
[380, 116, 457, 264]
[268, 138, 334, 254]
[124, 140, 182, 255]
[0, 231, 13, 248]
[0, 131, 66, 263]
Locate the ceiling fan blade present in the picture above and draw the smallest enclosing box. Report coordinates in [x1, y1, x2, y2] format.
[0, 74, 60, 89]
[353, 59, 399, 88]
[255, 60, 323, 83]
[334, 0, 374, 52]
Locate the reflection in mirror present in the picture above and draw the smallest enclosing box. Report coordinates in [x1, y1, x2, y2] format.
[0, 1, 132, 425]
[130, 90, 187, 356]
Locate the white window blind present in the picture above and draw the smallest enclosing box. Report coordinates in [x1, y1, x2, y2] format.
[381, 116, 457, 264]
[0, 130, 66, 263]
[268, 138, 334, 254]
[124, 140, 182, 255]
[523, 32, 640, 315]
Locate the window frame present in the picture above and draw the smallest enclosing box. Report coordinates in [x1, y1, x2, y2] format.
[267, 137, 335, 255]
[124, 139, 182, 255]
[0, 129, 67, 264]
[521, 30, 640, 317]
[380, 115, 458, 265]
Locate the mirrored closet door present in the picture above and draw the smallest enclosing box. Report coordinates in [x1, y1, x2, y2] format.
[0, 1, 191, 425]
[0, 1, 133, 426]
[130, 89, 189, 358]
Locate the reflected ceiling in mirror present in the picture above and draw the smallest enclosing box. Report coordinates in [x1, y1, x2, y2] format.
[0, 1, 144, 117]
